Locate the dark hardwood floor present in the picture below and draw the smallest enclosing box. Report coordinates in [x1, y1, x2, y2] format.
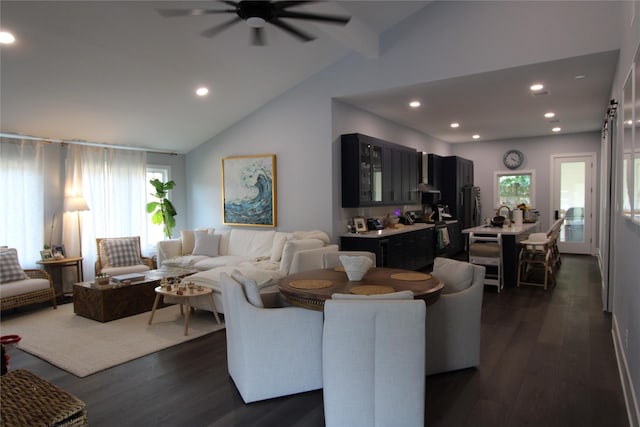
[2, 255, 628, 426]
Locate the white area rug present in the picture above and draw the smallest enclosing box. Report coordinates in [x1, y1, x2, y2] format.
[0, 304, 224, 377]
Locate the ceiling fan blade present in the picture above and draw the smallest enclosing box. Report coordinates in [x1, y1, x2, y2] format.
[273, 1, 315, 10]
[252, 27, 266, 46]
[271, 19, 315, 42]
[277, 10, 351, 25]
[201, 16, 242, 38]
[158, 8, 236, 18]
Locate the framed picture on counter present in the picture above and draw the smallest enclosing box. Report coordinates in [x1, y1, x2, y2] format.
[353, 216, 368, 233]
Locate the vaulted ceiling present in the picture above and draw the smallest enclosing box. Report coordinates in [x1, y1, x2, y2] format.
[0, 1, 619, 153]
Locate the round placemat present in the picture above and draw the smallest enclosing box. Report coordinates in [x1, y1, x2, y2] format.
[350, 285, 396, 295]
[390, 272, 432, 281]
[289, 279, 333, 290]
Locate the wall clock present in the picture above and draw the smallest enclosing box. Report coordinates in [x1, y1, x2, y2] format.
[503, 149, 524, 170]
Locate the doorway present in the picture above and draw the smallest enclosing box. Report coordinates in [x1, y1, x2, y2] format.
[550, 153, 596, 254]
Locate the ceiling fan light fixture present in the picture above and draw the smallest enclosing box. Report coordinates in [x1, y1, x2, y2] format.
[246, 16, 266, 28]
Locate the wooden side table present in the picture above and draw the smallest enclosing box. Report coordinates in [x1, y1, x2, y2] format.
[148, 286, 221, 335]
[36, 256, 83, 297]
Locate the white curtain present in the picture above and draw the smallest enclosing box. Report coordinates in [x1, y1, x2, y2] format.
[63, 145, 147, 281]
[0, 138, 45, 267]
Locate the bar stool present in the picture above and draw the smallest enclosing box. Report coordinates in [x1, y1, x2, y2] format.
[468, 232, 502, 293]
[517, 232, 556, 290]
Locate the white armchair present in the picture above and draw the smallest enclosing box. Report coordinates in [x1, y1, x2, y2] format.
[322, 297, 426, 427]
[219, 272, 324, 403]
[426, 257, 485, 375]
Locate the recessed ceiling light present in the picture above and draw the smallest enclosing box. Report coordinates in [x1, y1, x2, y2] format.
[552, 127, 561, 132]
[195, 87, 209, 96]
[575, 75, 586, 79]
[0, 31, 15, 44]
[544, 112, 555, 118]
[472, 134, 480, 140]
[530, 83, 544, 91]
[409, 100, 421, 108]
[450, 122, 460, 128]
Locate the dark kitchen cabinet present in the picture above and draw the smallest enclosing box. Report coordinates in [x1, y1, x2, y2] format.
[340, 227, 435, 270]
[342, 133, 420, 207]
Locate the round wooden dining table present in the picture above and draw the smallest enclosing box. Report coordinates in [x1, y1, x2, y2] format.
[278, 267, 444, 311]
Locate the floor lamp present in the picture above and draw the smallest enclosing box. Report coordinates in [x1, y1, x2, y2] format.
[64, 196, 90, 257]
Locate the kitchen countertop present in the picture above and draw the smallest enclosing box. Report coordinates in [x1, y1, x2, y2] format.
[461, 222, 539, 236]
[342, 220, 458, 238]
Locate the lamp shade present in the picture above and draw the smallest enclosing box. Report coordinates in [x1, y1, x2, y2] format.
[64, 196, 90, 213]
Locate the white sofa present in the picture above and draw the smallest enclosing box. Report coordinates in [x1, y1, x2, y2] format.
[157, 228, 338, 313]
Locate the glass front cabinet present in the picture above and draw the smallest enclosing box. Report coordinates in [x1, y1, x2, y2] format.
[342, 133, 420, 207]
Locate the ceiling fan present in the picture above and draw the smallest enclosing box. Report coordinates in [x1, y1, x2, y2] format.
[158, 1, 351, 46]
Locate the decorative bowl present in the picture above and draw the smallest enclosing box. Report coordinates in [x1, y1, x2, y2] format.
[339, 255, 373, 281]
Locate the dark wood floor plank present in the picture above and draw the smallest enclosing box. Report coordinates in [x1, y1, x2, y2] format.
[2, 255, 628, 426]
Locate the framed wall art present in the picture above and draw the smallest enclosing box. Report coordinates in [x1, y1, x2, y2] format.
[222, 154, 277, 227]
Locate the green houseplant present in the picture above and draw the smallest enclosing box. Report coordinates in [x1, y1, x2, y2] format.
[147, 179, 177, 239]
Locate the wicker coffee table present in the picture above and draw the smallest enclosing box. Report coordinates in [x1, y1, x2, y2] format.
[0, 369, 88, 426]
[73, 267, 195, 322]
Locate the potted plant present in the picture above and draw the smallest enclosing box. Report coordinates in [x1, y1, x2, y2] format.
[147, 179, 177, 239]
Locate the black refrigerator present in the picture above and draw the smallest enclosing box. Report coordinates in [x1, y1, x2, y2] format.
[461, 186, 482, 229]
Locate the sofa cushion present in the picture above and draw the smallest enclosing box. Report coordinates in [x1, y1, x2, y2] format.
[227, 229, 275, 259]
[231, 270, 264, 308]
[0, 278, 50, 298]
[193, 255, 246, 271]
[433, 257, 474, 294]
[280, 239, 325, 274]
[0, 249, 28, 284]
[192, 231, 220, 257]
[101, 238, 142, 267]
[161, 255, 210, 269]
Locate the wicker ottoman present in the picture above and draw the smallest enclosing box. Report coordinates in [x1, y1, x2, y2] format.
[0, 369, 88, 426]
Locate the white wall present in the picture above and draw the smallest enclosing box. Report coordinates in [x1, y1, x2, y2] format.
[452, 132, 601, 232]
[609, 2, 640, 425]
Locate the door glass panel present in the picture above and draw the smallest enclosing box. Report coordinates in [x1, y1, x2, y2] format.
[560, 162, 585, 243]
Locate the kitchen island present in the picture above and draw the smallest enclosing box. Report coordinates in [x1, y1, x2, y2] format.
[462, 222, 540, 288]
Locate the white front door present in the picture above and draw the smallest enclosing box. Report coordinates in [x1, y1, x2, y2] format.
[550, 153, 596, 254]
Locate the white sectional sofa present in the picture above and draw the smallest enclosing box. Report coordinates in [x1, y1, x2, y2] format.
[157, 228, 338, 313]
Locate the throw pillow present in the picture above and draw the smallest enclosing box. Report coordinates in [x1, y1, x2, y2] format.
[0, 248, 29, 284]
[433, 257, 474, 294]
[102, 238, 142, 267]
[180, 230, 196, 255]
[192, 231, 220, 257]
[270, 232, 290, 263]
[231, 270, 263, 308]
[279, 238, 325, 274]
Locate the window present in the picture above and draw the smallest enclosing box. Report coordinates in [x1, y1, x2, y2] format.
[146, 165, 171, 245]
[494, 170, 535, 208]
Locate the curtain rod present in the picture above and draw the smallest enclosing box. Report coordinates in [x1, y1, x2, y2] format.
[0, 132, 178, 156]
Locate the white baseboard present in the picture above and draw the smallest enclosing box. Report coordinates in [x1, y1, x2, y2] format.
[612, 315, 640, 427]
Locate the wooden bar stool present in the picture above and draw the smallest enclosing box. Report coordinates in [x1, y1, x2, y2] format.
[517, 232, 556, 290]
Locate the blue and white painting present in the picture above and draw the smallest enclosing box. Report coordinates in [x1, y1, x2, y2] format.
[223, 155, 276, 226]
